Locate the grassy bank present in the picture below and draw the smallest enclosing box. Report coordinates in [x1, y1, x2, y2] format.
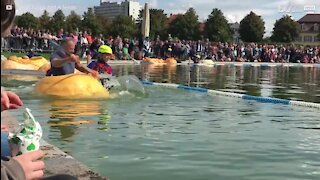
[2, 52, 51, 59]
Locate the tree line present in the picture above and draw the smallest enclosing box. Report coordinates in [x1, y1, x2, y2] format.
[15, 7, 302, 43]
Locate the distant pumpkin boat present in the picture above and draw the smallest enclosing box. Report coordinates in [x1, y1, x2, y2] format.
[1, 55, 50, 72]
[142, 57, 177, 64]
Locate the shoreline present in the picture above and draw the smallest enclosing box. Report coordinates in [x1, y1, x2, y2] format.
[81, 60, 320, 67]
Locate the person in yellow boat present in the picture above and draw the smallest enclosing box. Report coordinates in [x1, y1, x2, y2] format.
[87, 45, 114, 88]
[46, 38, 98, 78]
[87, 45, 113, 75]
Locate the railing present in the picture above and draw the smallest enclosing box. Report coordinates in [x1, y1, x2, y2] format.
[1, 37, 61, 53]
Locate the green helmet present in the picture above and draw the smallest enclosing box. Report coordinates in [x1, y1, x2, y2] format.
[98, 45, 113, 54]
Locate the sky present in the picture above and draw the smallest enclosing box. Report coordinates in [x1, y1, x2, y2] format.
[15, 0, 320, 36]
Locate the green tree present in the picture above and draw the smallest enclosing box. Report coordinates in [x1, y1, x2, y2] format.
[139, 9, 168, 40]
[204, 8, 232, 42]
[168, 8, 200, 40]
[50, 10, 66, 32]
[15, 12, 39, 29]
[39, 10, 51, 30]
[109, 15, 138, 38]
[96, 15, 111, 35]
[262, 37, 272, 43]
[239, 11, 265, 42]
[65, 11, 81, 33]
[82, 8, 101, 36]
[167, 14, 183, 39]
[271, 15, 299, 42]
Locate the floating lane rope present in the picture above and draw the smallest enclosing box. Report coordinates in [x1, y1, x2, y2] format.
[142, 81, 320, 109]
[177, 85, 208, 93]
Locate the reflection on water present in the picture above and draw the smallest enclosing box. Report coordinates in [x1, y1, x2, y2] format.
[42, 100, 110, 141]
[1, 75, 40, 88]
[1, 74, 40, 82]
[141, 64, 177, 83]
[112, 65, 320, 102]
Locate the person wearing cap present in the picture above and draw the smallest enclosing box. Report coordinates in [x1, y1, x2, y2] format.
[87, 45, 113, 75]
[191, 54, 201, 63]
[163, 38, 174, 59]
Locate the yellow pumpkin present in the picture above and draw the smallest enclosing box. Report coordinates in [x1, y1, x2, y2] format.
[29, 57, 48, 68]
[30, 56, 44, 60]
[164, 58, 177, 64]
[34, 74, 109, 98]
[199, 60, 214, 65]
[8, 55, 18, 61]
[143, 58, 167, 64]
[160, 59, 165, 63]
[48, 120, 95, 126]
[142, 57, 152, 63]
[38, 63, 51, 72]
[3, 56, 49, 70]
[1, 60, 39, 70]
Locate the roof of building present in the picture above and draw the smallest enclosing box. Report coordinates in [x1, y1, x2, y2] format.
[168, 14, 178, 24]
[199, 23, 205, 32]
[297, 14, 320, 23]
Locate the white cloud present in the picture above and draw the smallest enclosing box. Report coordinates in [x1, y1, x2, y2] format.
[148, 0, 158, 8]
[15, 0, 89, 16]
[168, 3, 174, 8]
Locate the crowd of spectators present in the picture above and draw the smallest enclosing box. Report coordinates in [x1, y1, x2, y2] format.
[2, 26, 319, 63]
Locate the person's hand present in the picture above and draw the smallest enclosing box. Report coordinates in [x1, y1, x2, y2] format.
[1, 124, 9, 132]
[1, 91, 23, 111]
[89, 70, 99, 79]
[13, 150, 45, 180]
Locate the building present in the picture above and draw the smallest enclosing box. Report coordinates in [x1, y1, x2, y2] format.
[168, 14, 178, 24]
[94, 0, 141, 21]
[229, 22, 241, 43]
[296, 14, 320, 45]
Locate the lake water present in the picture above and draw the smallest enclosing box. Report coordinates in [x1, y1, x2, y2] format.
[1, 64, 320, 180]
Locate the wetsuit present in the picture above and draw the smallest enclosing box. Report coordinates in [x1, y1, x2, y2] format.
[87, 59, 112, 75]
[87, 59, 113, 88]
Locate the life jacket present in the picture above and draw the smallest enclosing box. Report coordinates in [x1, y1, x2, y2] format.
[90, 61, 112, 75]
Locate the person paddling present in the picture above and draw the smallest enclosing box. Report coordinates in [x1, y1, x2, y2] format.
[46, 38, 98, 78]
[87, 45, 113, 75]
[87, 45, 114, 88]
